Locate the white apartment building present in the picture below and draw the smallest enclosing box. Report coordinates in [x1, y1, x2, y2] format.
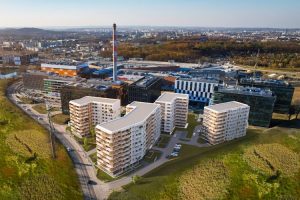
[96, 102, 161, 177]
[155, 92, 189, 133]
[69, 96, 121, 138]
[203, 101, 249, 145]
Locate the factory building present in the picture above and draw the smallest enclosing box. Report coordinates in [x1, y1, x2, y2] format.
[69, 97, 121, 137]
[128, 76, 161, 103]
[41, 62, 88, 77]
[212, 86, 276, 127]
[96, 102, 161, 177]
[175, 78, 220, 109]
[203, 101, 250, 145]
[155, 92, 189, 133]
[239, 79, 294, 114]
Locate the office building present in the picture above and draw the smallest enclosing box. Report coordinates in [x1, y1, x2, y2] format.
[96, 102, 161, 177]
[175, 78, 220, 108]
[41, 61, 88, 77]
[43, 77, 76, 105]
[128, 76, 161, 103]
[60, 80, 127, 114]
[155, 92, 189, 133]
[23, 71, 49, 91]
[69, 96, 121, 137]
[0, 51, 38, 66]
[203, 101, 250, 145]
[212, 86, 276, 127]
[239, 79, 294, 114]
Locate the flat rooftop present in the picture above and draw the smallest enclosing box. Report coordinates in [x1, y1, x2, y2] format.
[178, 77, 220, 83]
[155, 92, 188, 103]
[206, 101, 249, 113]
[240, 78, 292, 87]
[132, 76, 160, 87]
[217, 86, 274, 97]
[70, 96, 120, 106]
[98, 102, 160, 133]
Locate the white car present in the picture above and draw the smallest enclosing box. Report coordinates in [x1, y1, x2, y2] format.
[171, 152, 179, 157]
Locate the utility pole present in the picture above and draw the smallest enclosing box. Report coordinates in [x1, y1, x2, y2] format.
[45, 101, 56, 159]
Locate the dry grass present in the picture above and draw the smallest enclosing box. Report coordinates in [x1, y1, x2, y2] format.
[244, 143, 300, 177]
[6, 130, 52, 158]
[178, 159, 230, 200]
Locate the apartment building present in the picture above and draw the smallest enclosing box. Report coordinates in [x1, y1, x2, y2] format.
[203, 101, 250, 145]
[155, 92, 189, 133]
[96, 102, 161, 177]
[69, 96, 121, 137]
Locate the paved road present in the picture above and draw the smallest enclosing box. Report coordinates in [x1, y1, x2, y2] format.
[7, 82, 98, 200]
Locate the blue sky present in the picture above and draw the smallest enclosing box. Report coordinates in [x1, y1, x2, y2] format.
[0, 0, 299, 28]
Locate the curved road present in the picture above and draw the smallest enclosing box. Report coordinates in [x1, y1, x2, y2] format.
[7, 82, 98, 200]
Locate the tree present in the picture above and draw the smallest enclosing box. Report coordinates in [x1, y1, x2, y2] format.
[131, 175, 141, 184]
[83, 137, 88, 149]
[90, 126, 96, 137]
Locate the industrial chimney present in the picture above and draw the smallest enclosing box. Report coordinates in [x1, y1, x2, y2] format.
[112, 23, 117, 82]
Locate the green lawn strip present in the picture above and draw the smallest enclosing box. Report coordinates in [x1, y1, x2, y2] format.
[0, 80, 82, 199]
[155, 134, 171, 148]
[73, 135, 96, 152]
[97, 169, 116, 182]
[51, 114, 70, 125]
[186, 113, 199, 138]
[89, 152, 97, 164]
[143, 150, 162, 163]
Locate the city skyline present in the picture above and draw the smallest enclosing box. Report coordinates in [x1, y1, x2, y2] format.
[0, 0, 299, 28]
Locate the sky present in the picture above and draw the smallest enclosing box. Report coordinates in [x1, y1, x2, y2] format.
[0, 0, 299, 28]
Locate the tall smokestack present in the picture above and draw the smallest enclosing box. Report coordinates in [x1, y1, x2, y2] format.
[112, 23, 117, 82]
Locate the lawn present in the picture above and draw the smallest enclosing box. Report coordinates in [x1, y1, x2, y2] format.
[97, 169, 116, 183]
[143, 150, 162, 163]
[109, 123, 300, 200]
[19, 96, 34, 104]
[155, 134, 171, 148]
[186, 113, 199, 138]
[51, 113, 70, 125]
[74, 135, 96, 152]
[0, 80, 82, 199]
[89, 152, 97, 164]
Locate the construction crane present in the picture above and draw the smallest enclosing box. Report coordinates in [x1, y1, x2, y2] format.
[45, 100, 56, 159]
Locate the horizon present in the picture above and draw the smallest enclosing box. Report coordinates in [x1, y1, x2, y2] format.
[0, 0, 299, 28]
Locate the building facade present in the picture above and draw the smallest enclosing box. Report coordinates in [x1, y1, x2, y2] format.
[96, 102, 161, 177]
[155, 92, 189, 133]
[41, 62, 88, 77]
[128, 76, 161, 103]
[175, 78, 220, 109]
[203, 101, 250, 145]
[212, 86, 276, 127]
[69, 96, 121, 137]
[23, 71, 48, 90]
[239, 79, 294, 114]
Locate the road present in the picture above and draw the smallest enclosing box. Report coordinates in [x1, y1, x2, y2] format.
[7, 82, 99, 200]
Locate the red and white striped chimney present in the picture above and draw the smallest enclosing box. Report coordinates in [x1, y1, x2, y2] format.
[112, 23, 117, 82]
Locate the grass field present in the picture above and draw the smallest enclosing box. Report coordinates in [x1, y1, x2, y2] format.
[186, 113, 199, 138]
[32, 104, 60, 115]
[0, 80, 82, 199]
[51, 113, 70, 125]
[155, 135, 171, 148]
[109, 122, 300, 200]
